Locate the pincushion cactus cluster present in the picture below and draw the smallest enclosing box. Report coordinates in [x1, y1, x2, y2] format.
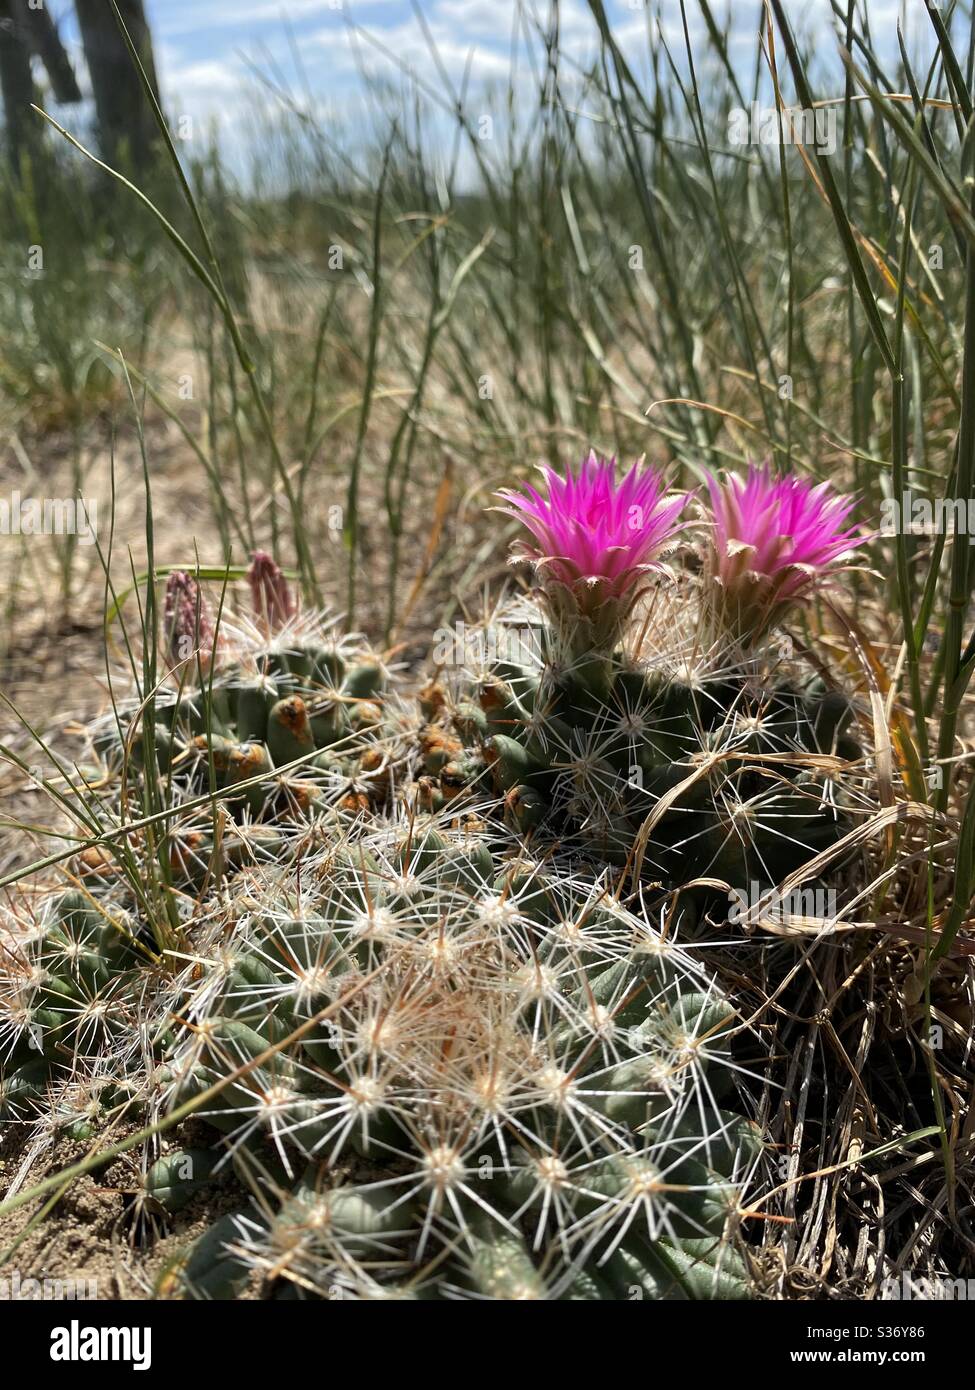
[0, 888, 161, 1152]
[1, 455, 866, 1300]
[89, 555, 403, 887]
[420, 454, 864, 896]
[1, 821, 761, 1299]
[166, 821, 765, 1298]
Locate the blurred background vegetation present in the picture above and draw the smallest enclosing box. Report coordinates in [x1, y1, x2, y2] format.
[0, 1, 969, 761]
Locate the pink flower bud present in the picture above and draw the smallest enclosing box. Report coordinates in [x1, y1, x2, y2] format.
[247, 550, 296, 632]
[163, 570, 215, 671]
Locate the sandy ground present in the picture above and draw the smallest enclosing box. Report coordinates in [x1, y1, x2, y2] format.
[0, 1121, 260, 1300]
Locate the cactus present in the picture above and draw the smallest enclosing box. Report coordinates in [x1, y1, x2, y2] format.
[156, 821, 763, 1299]
[13, 491, 863, 1301]
[88, 586, 403, 892]
[1, 809, 764, 1300]
[438, 454, 868, 906]
[0, 890, 161, 1153]
[420, 604, 858, 902]
[3, 824, 764, 1301]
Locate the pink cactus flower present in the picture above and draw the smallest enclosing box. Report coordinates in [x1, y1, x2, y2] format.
[247, 550, 296, 633]
[705, 462, 861, 644]
[496, 452, 690, 653]
[163, 570, 215, 672]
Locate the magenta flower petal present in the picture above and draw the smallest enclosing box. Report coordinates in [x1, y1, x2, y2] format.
[705, 462, 861, 643]
[496, 451, 690, 653]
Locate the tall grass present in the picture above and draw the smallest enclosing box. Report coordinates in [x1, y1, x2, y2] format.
[3, 0, 975, 912]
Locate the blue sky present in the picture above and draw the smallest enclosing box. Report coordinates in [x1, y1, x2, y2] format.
[47, 1, 938, 148]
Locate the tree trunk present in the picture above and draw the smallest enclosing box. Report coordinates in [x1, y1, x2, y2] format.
[0, 0, 35, 173]
[17, 0, 81, 105]
[74, 0, 160, 171]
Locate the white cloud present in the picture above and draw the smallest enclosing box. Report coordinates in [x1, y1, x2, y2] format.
[434, 0, 591, 41]
[137, 0, 944, 160]
[310, 14, 516, 88]
[164, 58, 247, 97]
[155, 0, 389, 37]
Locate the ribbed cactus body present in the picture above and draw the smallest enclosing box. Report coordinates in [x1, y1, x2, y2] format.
[424, 617, 858, 897]
[85, 621, 401, 891]
[156, 825, 762, 1300]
